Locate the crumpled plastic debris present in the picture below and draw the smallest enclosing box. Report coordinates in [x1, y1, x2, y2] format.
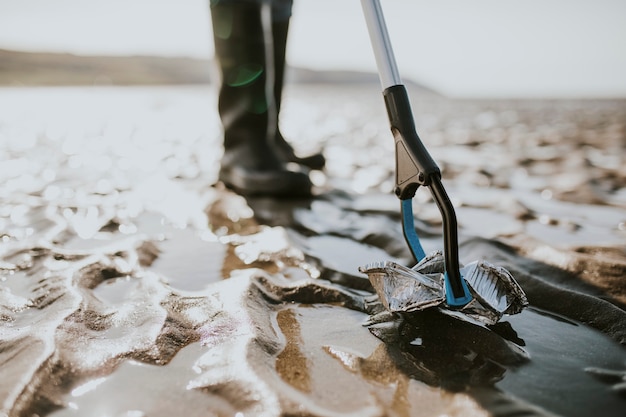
[359, 251, 528, 325]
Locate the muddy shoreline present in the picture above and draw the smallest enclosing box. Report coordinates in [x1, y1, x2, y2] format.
[0, 86, 624, 417]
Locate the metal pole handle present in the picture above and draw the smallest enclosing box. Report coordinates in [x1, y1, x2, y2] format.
[360, 0, 402, 89]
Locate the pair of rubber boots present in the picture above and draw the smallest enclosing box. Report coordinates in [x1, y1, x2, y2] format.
[211, 2, 324, 197]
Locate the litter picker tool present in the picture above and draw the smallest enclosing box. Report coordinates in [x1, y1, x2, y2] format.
[360, 0, 473, 307]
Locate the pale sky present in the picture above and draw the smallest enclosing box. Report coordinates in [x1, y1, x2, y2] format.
[0, 0, 625, 98]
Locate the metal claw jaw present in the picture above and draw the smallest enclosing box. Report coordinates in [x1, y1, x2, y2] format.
[386, 84, 472, 308]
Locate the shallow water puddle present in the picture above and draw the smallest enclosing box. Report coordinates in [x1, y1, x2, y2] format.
[148, 227, 225, 292]
[92, 275, 138, 305]
[275, 304, 491, 417]
[50, 342, 228, 417]
[270, 297, 625, 416]
[300, 234, 398, 286]
[497, 308, 626, 417]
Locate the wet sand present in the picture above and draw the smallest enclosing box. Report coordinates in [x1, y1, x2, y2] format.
[0, 85, 625, 417]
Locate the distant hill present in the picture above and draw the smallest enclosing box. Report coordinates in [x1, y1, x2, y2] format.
[0, 49, 438, 94]
[0, 49, 212, 86]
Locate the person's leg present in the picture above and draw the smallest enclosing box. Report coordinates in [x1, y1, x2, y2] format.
[210, 0, 311, 196]
[270, 4, 326, 170]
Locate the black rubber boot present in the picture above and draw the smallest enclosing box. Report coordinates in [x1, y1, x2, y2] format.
[271, 19, 326, 170]
[211, 2, 311, 197]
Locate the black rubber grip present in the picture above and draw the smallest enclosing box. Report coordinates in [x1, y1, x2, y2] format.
[383, 85, 440, 199]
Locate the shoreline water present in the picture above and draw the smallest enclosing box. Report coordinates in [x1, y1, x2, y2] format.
[0, 86, 624, 417]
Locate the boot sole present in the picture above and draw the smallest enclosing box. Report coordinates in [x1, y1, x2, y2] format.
[219, 168, 312, 198]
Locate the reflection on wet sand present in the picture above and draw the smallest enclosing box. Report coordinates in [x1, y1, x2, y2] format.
[275, 308, 311, 392]
[0, 86, 625, 417]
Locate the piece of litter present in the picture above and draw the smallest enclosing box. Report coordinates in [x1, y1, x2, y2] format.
[359, 251, 528, 325]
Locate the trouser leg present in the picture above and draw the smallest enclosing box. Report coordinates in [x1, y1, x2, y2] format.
[210, 0, 311, 196]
